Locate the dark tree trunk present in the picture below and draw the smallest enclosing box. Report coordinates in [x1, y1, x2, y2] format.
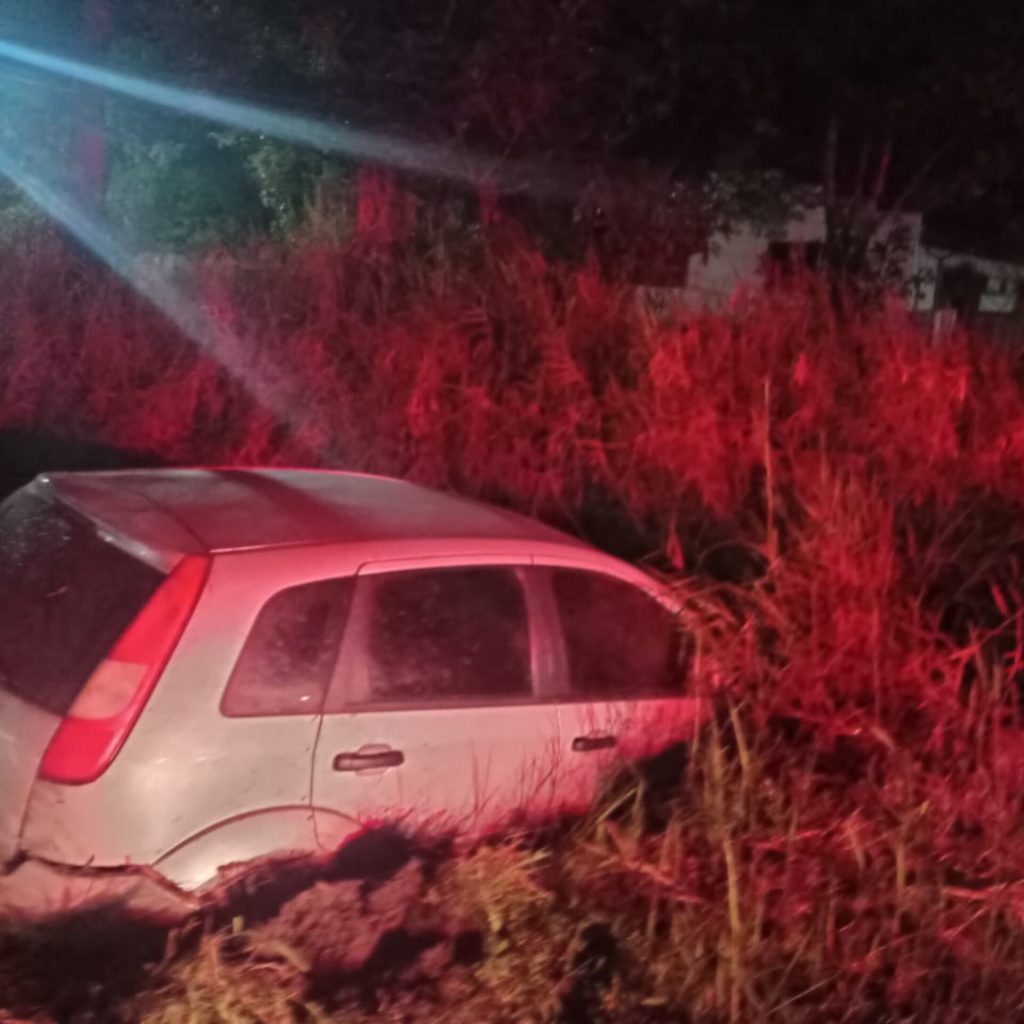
[820, 117, 900, 311]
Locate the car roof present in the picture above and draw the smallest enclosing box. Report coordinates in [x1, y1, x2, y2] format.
[38, 468, 588, 557]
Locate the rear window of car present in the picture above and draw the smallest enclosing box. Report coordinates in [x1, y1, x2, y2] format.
[0, 488, 165, 716]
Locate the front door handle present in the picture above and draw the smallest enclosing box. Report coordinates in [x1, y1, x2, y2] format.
[572, 734, 617, 753]
[333, 748, 405, 772]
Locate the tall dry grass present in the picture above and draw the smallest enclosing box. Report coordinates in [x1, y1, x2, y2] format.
[7, 228, 1024, 553]
[5, 227, 1024, 1020]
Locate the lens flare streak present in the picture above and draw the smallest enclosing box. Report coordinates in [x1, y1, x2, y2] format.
[0, 142, 300, 438]
[0, 38, 574, 197]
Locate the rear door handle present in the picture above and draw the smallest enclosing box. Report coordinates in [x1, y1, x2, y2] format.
[333, 748, 405, 772]
[572, 734, 617, 753]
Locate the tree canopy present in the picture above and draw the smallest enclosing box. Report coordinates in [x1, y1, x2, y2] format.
[1, 0, 1024, 269]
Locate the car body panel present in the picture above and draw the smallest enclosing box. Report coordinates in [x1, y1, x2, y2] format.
[153, 806, 326, 891]
[43, 474, 206, 560]
[554, 699, 704, 812]
[0, 857, 199, 922]
[313, 704, 565, 848]
[0, 690, 60, 862]
[530, 552, 703, 809]
[45, 469, 586, 554]
[18, 550, 335, 869]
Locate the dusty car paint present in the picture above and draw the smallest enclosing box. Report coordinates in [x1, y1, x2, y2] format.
[0, 468, 704, 920]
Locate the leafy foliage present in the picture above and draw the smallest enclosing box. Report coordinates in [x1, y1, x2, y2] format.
[88, 0, 1024, 265]
[5, 0, 1024, 265]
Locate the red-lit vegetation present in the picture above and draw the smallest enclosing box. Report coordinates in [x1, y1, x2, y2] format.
[4, 228, 1024, 1021]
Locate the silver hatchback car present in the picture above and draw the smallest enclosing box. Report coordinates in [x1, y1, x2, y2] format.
[0, 468, 701, 920]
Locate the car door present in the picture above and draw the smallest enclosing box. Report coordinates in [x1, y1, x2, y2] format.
[536, 562, 701, 813]
[311, 557, 563, 852]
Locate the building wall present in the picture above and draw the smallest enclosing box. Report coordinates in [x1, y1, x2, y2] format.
[682, 207, 828, 307]
[910, 248, 1022, 315]
[667, 207, 923, 308]
[636, 208, 1024, 347]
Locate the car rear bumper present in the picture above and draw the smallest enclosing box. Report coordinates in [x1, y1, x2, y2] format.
[0, 857, 199, 923]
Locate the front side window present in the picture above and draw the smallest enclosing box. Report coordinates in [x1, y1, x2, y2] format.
[221, 578, 353, 717]
[551, 569, 683, 698]
[357, 566, 531, 704]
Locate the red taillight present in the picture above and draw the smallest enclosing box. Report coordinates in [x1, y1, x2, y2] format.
[39, 555, 210, 785]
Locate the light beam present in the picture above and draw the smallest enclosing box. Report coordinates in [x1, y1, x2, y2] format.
[0, 141, 304, 443]
[0, 38, 578, 198]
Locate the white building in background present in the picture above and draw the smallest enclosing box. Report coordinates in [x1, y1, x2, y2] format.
[682, 206, 834, 307]
[639, 204, 1024, 341]
[910, 248, 1024, 314]
[675, 205, 926, 307]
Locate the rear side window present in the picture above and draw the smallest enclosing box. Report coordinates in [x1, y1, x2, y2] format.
[0, 488, 164, 716]
[221, 578, 354, 717]
[357, 567, 531, 705]
[551, 569, 683, 698]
